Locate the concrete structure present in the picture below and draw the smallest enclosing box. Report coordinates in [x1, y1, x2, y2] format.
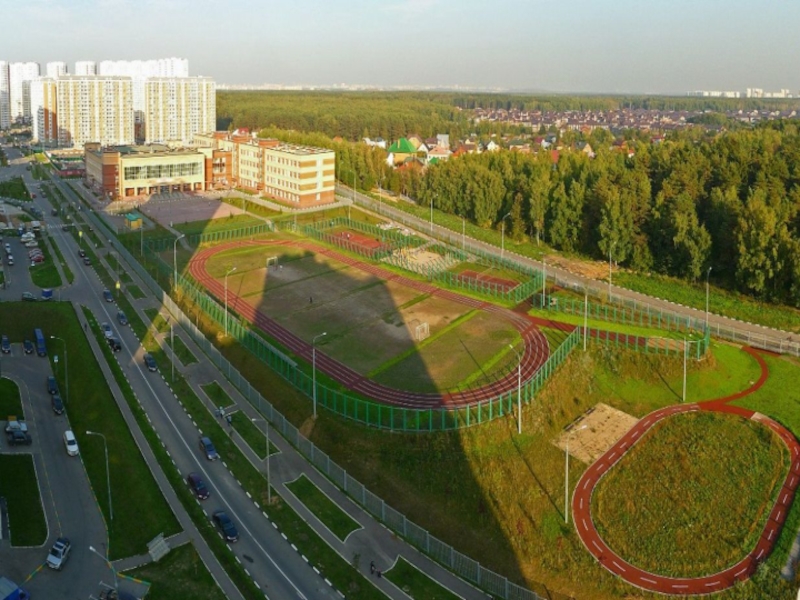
[84, 143, 209, 199]
[194, 131, 336, 207]
[9, 61, 40, 122]
[74, 61, 97, 76]
[0, 61, 9, 129]
[46, 61, 68, 78]
[29, 77, 58, 144]
[144, 77, 215, 145]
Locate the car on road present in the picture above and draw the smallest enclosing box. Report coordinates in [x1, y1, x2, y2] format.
[47, 376, 59, 395]
[82, 256, 91, 266]
[116, 311, 128, 326]
[1, 335, 10, 354]
[51, 394, 64, 415]
[46, 537, 71, 570]
[212, 511, 239, 542]
[21, 291, 36, 301]
[6, 255, 13, 265]
[7, 430, 32, 446]
[107, 337, 121, 352]
[187, 472, 210, 500]
[3, 242, 10, 252]
[102, 289, 113, 303]
[101, 322, 113, 339]
[143, 353, 157, 372]
[199, 436, 219, 461]
[78, 249, 86, 258]
[63, 430, 79, 456]
[23, 339, 34, 354]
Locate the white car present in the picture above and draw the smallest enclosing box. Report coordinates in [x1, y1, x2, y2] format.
[46, 537, 72, 570]
[63, 430, 79, 456]
[101, 322, 114, 339]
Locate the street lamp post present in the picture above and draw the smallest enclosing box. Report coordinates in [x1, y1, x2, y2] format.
[583, 286, 589, 352]
[312, 332, 327, 418]
[541, 258, 547, 308]
[173, 233, 185, 290]
[565, 424, 588, 524]
[508, 344, 523, 434]
[50, 336, 67, 405]
[705, 266, 713, 332]
[500, 212, 511, 259]
[224, 266, 237, 337]
[88, 545, 118, 592]
[608, 240, 617, 300]
[170, 317, 175, 383]
[681, 338, 701, 403]
[252, 418, 271, 505]
[86, 431, 112, 521]
[462, 216, 466, 253]
[378, 176, 383, 214]
[430, 197, 434, 236]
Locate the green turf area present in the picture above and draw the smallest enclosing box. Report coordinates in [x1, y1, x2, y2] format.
[126, 542, 227, 600]
[592, 411, 787, 578]
[0, 177, 30, 201]
[0, 302, 179, 559]
[127, 285, 145, 299]
[0, 377, 23, 417]
[29, 239, 63, 288]
[166, 333, 197, 365]
[0, 454, 47, 546]
[285, 474, 361, 542]
[384, 557, 462, 600]
[45, 232, 74, 284]
[174, 214, 265, 236]
[200, 382, 276, 459]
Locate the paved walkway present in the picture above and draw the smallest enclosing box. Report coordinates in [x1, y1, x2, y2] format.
[572, 347, 800, 595]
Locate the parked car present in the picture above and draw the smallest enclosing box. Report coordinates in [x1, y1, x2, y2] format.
[78, 249, 86, 258]
[101, 322, 113, 339]
[23, 339, 34, 354]
[107, 337, 121, 352]
[21, 291, 36, 301]
[82, 256, 91, 266]
[6, 255, 13, 265]
[187, 472, 210, 500]
[47, 376, 59, 395]
[102, 289, 113, 303]
[51, 394, 64, 415]
[199, 436, 219, 461]
[7, 430, 32, 446]
[24, 241, 38, 248]
[46, 537, 71, 570]
[116, 311, 128, 326]
[1, 335, 10, 354]
[143, 353, 157, 372]
[63, 430, 79, 456]
[212, 511, 239, 542]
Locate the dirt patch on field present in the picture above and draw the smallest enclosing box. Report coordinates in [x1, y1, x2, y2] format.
[545, 254, 613, 281]
[554, 403, 639, 463]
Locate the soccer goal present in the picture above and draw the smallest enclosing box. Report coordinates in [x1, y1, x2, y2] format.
[415, 322, 430, 341]
[266, 256, 279, 268]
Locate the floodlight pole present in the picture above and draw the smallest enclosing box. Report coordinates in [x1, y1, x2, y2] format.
[565, 425, 587, 524]
[462, 216, 466, 253]
[173, 233, 185, 290]
[170, 317, 175, 383]
[683, 338, 689, 403]
[583, 286, 589, 352]
[312, 332, 327, 418]
[705, 266, 712, 332]
[252, 418, 271, 505]
[500, 212, 511, 259]
[88, 545, 118, 592]
[541, 258, 546, 308]
[608, 240, 617, 301]
[224, 266, 237, 337]
[509, 344, 523, 435]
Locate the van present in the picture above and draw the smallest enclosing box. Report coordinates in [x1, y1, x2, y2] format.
[34, 328, 46, 357]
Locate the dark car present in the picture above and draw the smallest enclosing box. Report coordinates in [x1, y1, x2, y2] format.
[1, 335, 10, 354]
[47, 376, 59, 395]
[143, 353, 157, 372]
[212, 510, 239, 542]
[187, 472, 210, 500]
[107, 337, 121, 352]
[116, 310, 128, 326]
[102, 289, 113, 303]
[51, 394, 64, 415]
[78, 249, 86, 258]
[83, 256, 91, 266]
[23, 339, 34, 354]
[7, 430, 32, 446]
[199, 436, 219, 461]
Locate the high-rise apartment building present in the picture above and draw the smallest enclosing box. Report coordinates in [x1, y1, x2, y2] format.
[144, 77, 215, 145]
[74, 61, 97, 76]
[9, 61, 40, 122]
[29, 77, 58, 143]
[45, 61, 68, 78]
[0, 61, 9, 129]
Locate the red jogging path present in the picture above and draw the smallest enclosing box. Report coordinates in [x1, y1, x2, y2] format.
[187, 239, 552, 409]
[572, 347, 800, 595]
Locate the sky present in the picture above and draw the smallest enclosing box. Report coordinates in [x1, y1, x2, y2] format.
[2, 0, 800, 94]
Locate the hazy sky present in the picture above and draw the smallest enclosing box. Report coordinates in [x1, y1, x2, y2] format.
[3, 0, 799, 94]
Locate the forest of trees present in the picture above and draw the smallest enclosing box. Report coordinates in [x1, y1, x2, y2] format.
[219, 92, 800, 305]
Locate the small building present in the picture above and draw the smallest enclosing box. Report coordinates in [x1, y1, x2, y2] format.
[387, 138, 417, 165]
[125, 212, 143, 230]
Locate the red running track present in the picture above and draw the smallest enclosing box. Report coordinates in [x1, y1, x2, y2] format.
[188, 239, 552, 409]
[572, 347, 800, 595]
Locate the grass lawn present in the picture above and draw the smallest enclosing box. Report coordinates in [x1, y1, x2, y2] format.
[144, 308, 170, 333]
[29, 240, 63, 289]
[0, 177, 30, 201]
[166, 334, 197, 365]
[45, 233, 74, 284]
[384, 557, 462, 600]
[0, 302, 179, 559]
[0, 377, 23, 417]
[126, 542, 227, 600]
[592, 411, 787, 578]
[0, 454, 47, 546]
[200, 381, 233, 407]
[127, 284, 145, 299]
[285, 474, 361, 542]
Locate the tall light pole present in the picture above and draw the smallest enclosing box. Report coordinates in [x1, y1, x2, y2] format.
[252, 418, 271, 505]
[682, 339, 699, 403]
[378, 176, 383, 214]
[462, 216, 466, 253]
[88, 545, 118, 592]
[565, 424, 588, 524]
[86, 430, 112, 521]
[50, 336, 67, 405]
[541, 258, 547, 308]
[224, 266, 237, 337]
[705, 266, 712, 332]
[508, 344, 523, 434]
[500, 212, 511, 259]
[170, 316, 175, 383]
[312, 332, 327, 418]
[583, 285, 589, 352]
[607, 240, 617, 300]
[430, 196, 434, 236]
[173, 233, 185, 289]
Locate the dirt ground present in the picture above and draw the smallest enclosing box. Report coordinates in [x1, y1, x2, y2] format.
[554, 403, 639, 464]
[545, 253, 614, 281]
